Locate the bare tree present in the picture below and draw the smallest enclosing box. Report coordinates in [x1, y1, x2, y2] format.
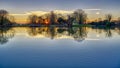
[106, 14, 112, 22]
[73, 9, 87, 24]
[49, 11, 57, 25]
[0, 10, 8, 17]
[8, 16, 15, 23]
[37, 16, 43, 24]
[117, 17, 120, 25]
[67, 15, 74, 27]
[28, 15, 38, 24]
[0, 10, 10, 25]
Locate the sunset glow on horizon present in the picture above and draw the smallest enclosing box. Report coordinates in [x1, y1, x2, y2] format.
[9, 9, 119, 23]
[0, 0, 120, 23]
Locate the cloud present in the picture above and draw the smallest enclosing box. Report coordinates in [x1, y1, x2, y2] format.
[10, 14, 27, 16]
[25, 11, 48, 16]
[83, 9, 101, 11]
[54, 10, 73, 14]
[10, 9, 101, 16]
[96, 12, 100, 15]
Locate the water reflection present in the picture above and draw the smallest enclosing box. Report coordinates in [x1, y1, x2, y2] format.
[27, 27, 120, 41]
[91, 27, 116, 37]
[1, 26, 120, 45]
[27, 27, 88, 42]
[115, 27, 120, 35]
[0, 27, 15, 45]
[27, 27, 57, 39]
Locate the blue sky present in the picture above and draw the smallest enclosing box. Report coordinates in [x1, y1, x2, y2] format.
[0, 0, 120, 13]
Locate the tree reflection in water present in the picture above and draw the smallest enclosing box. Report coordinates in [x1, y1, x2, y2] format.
[115, 27, 120, 35]
[27, 27, 88, 42]
[72, 27, 87, 42]
[0, 27, 15, 45]
[104, 28, 112, 37]
[28, 27, 57, 39]
[1, 26, 120, 45]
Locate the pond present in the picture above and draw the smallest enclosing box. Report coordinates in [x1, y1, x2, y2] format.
[0, 27, 120, 68]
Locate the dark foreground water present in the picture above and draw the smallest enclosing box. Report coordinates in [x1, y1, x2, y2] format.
[0, 27, 120, 68]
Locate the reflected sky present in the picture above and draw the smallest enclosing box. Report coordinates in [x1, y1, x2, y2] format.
[0, 27, 120, 45]
[0, 27, 120, 68]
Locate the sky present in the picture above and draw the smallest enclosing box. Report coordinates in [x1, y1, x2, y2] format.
[0, 0, 120, 23]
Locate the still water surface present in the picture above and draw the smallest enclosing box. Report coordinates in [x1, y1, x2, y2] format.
[0, 27, 120, 68]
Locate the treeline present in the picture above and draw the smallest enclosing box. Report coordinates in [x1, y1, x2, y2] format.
[0, 9, 120, 27]
[0, 10, 14, 26]
[88, 14, 120, 26]
[28, 9, 87, 27]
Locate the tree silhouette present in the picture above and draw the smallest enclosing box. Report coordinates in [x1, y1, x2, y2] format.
[105, 14, 113, 26]
[118, 17, 120, 25]
[0, 10, 12, 26]
[28, 15, 38, 24]
[9, 16, 15, 23]
[37, 16, 43, 24]
[49, 11, 57, 25]
[73, 9, 87, 24]
[106, 14, 112, 22]
[57, 17, 66, 25]
[67, 15, 74, 27]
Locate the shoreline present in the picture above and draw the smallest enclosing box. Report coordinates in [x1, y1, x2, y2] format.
[0, 24, 119, 27]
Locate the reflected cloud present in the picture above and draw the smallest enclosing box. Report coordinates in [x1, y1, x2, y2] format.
[85, 38, 100, 40]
